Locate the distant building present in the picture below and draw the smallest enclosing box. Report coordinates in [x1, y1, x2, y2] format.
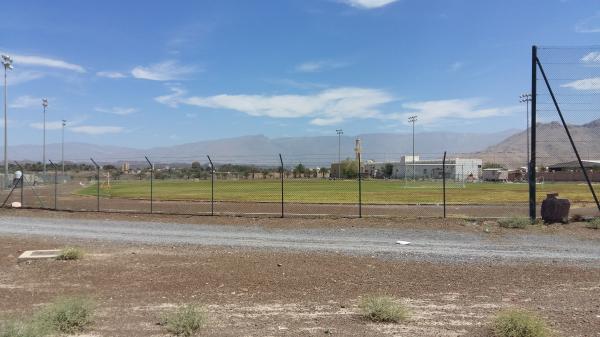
[483, 168, 509, 182]
[121, 162, 130, 173]
[548, 160, 600, 172]
[362, 156, 482, 181]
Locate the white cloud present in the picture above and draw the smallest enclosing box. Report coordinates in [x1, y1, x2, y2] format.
[386, 98, 519, 124]
[131, 60, 196, 81]
[581, 51, 600, 64]
[156, 87, 393, 125]
[6, 70, 45, 85]
[561, 77, 600, 91]
[95, 106, 138, 115]
[575, 13, 600, 33]
[10, 95, 42, 109]
[341, 0, 399, 9]
[70, 126, 125, 135]
[7, 53, 85, 73]
[155, 86, 187, 107]
[96, 71, 126, 79]
[295, 60, 349, 73]
[30, 121, 65, 130]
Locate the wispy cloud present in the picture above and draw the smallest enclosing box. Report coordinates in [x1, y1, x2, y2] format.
[156, 86, 394, 125]
[581, 51, 600, 64]
[575, 13, 600, 33]
[30, 120, 66, 130]
[561, 77, 600, 91]
[10, 95, 42, 109]
[96, 71, 127, 79]
[341, 0, 399, 9]
[131, 60, 196, 81]
[295, 60, 349, 73]
[7, 53, 85, 73]
[70, 125, 125, 135]
[6, 70, 45, 85]
[95, 106, 138, 115]
[386, 98, 519, 124]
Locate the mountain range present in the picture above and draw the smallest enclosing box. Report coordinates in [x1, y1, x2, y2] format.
[1, 119, 598, 169]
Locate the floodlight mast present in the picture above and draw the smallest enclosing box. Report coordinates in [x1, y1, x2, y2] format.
[520, 93, 532, 171]
[2, 54, 13, 185]
[42, 98, 48, 175]
[336, 129, 343, 179]
[408, 115, 418, 181]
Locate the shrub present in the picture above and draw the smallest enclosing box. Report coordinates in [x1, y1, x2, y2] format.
[492, 309, 550, 337]
[586, 218, 600, 229]
[37, 297, 94, 334]
[498, 218, 530, 229]
[56, 247, 84, 260]
[162, 304, 207, 337]
[570, 214, 585, 222]
[359, 296, 409, 323]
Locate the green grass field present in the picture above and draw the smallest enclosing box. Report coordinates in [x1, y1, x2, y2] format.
[75, 179, 598, 204]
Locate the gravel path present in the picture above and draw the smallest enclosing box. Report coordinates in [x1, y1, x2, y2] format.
[0, 216, 598, 264]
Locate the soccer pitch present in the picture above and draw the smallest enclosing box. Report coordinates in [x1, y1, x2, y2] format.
[75, 179, 596, 204]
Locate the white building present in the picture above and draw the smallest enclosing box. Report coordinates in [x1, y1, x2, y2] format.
[363, 156, 482, 181]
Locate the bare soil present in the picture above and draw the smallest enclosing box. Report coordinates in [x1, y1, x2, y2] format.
[1, 234, 599, 336]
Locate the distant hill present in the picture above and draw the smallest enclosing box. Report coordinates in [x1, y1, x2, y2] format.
[1, 130, 517, 166]
[474, 119, 600, 169]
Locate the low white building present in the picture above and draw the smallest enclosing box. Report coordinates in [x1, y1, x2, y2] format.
[363, 156, 482, 181]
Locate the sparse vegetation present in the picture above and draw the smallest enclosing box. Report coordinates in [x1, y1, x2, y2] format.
[570, 214, 585, 222]
[162, 304, 207, 337]
[56, 247, 84, 260]
[492, 309, 550, 337]
[37, 297, 94, 334]
[359, 296, 410, 323]
[586, 217, 600, 229]
[0, 320, 48, 337]
[498, 217, 530, 229]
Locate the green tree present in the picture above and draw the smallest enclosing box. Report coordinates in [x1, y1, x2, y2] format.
[340, 159, 358, 178]
[383, 163, 394, 178]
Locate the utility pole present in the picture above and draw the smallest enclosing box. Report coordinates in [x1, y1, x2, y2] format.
[61, 120, 66, 176]
[520, 93, 532, 171]
[336, 129, 343, 179]
[408, 115, 417, 181]
[42, 98, 48, 175]
[2, 55, 13, 187]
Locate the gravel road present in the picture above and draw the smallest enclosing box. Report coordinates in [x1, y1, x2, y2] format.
[0, 216, 598, 264]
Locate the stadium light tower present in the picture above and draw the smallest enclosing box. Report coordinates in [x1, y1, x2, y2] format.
[520, 93, 532, 171]
[408, 115, 418, 181]
[42, 98, 48, 175]
[2, 54, 13, 184]
[61, 120, 66, 176]
[336, 129, 343, 179]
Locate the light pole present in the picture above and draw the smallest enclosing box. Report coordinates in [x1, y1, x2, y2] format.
[520, 93, 532, 171]
[408, 115, 417, 181]
[61, 120, 66, 176]
[42, 98, 48, 175]
[336, 129, 343, 179]
[2, 55, 13, 186]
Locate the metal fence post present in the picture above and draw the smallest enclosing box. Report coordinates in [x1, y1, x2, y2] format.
[442, 151, 446, 218]
[358, 152, 362, 218]
[207, 155, 214, 216]
[90, 158, 100, 212]
[19, 166, 23, 206]
[279, 154, 284, 218]
[49, 160, 57, 210]
[529, 45, 537, 221]
[145, 156, 153, 214]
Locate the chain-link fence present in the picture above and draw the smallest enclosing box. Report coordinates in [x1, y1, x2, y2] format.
[532, 46, 600, 219]
[0, 150, 535, 218]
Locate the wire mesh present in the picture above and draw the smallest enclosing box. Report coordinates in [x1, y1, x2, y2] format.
[535, 46, 600, 217]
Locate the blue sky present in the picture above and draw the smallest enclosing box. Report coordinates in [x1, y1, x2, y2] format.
[1, 0, 600, 148]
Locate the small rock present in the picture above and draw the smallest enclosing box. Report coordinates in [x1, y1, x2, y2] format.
[277, 263, 282, 267]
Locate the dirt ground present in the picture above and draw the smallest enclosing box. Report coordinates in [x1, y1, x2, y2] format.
[1, 231, 599, 336]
